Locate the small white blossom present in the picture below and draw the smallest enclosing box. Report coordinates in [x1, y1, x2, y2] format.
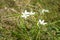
[21, 10, 35, 19]
[38, 19, 47, 25]
[42, 9, 49, 13]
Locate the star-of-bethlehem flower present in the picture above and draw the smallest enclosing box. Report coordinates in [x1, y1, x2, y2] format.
[42, 9, 49, 13]
[21, 10, 35, 19]
[38, 19, 47, 25]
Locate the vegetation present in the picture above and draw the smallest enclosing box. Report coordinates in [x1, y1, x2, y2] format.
[0, 0, 60, 40]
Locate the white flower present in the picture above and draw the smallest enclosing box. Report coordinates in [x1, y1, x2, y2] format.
[22, 10, 35, 15]
[42, 9, 49, 13]
[38, 19, 47, 25]
[21, 10, 35, 19]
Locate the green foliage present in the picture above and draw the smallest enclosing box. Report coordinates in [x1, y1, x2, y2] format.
[0, 0, 60, 40]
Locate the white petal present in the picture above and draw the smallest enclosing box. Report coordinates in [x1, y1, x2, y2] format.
[21, 15, 27, 19]
[42, 20, 44, 23]
[42, 9, 45, 13]
[39, 19, 41, 22]
[43, 23, 47, 25]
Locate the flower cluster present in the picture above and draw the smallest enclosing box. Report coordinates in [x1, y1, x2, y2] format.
[21, 9, 49, 25]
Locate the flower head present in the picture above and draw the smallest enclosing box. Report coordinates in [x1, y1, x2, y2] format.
[42, 9, 49, 13]
[38, 19, 47, 25]
[21, 10, 35, 19]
